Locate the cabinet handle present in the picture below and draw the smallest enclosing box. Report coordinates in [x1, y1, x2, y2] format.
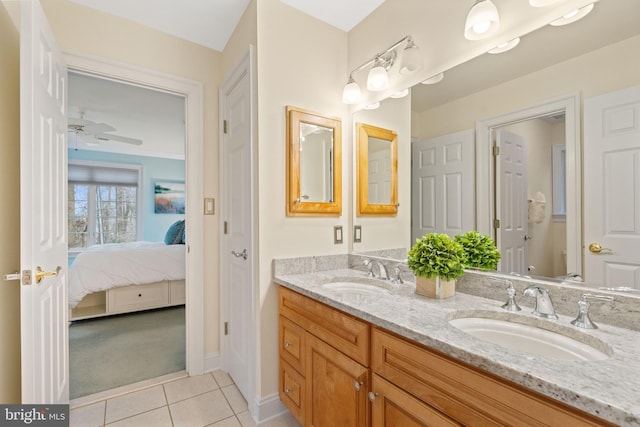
[354, 380, 363, 391]
[284, 341, 291, 348]
[368, 392, 378, 402]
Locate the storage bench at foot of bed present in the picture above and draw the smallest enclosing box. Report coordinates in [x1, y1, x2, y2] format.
[70, 280, 185, 321]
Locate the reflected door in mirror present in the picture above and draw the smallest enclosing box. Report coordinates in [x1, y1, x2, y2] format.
[367, 137, 392, 204]
[299, 123, 334, 203]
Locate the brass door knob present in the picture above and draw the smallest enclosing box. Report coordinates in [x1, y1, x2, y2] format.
[588, 243, 612, 254]
[35, 266, 61, 283]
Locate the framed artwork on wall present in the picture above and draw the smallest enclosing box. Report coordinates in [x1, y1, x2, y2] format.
[154, 181, 185, 214]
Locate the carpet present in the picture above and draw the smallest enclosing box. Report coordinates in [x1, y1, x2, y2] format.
[69, 306, 185, 399]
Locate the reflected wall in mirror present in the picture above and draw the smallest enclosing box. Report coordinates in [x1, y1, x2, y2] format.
[286, 106, 342, 216]
[350, 0, 640, 289]
[356, 122, 398, 216]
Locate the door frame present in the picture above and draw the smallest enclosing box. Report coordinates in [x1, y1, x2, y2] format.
[219, 46, 258, 413]
[475, 93, 581, 276]
[65, 52, 205, 375]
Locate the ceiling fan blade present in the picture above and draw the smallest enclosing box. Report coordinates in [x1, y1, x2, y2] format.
[96, 133, 143, 145]
[82, 123, 116, 134]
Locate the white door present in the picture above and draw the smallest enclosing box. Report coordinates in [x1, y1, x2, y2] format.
[496, 130, 528, 275]
[411, 130, 474, 242]
[20, 0, 69, 403]
[220, 49, 255, 403]
[584, 86, 640, 288]
[368, 146, 391, 204]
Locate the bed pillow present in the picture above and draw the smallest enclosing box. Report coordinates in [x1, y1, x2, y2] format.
[164, 220, 185, 245]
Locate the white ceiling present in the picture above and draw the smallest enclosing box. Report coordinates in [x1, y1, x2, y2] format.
[68, 0, 385, 51]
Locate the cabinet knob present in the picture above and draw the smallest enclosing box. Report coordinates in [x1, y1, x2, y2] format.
[368, 392, 378, 402]
[284, 387, 291, 394]
[284, 341, 291, 348]
[354, 380, 363, 391]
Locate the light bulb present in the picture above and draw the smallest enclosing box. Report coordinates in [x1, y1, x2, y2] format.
[342, 77, 362, 104]
[464, 0, 500, 40]
[367, 64, 389, 91]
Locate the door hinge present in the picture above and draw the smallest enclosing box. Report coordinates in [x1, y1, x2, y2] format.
[224, 322, 229, 335]
[493, 145, 500, 156]
[224, 221, 228, 234]
[223, 120, 228, 134]
[494, 218, 501, 229]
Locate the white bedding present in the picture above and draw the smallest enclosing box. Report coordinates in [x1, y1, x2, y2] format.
[69, 241, 185, 308]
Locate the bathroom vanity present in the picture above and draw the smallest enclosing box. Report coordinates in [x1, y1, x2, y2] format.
[274, 256, 640, 426]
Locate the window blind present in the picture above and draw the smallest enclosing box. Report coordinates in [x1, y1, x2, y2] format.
[68, 164, 139, 186]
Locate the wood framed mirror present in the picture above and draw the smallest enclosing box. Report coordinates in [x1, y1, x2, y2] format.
[356, 122, 398, 216]
[286, 106, 342, 216]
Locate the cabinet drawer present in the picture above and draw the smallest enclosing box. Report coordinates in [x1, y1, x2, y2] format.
[280, 358, 305, 426]
[279, 315, 305, 374]
[169, 280, 186, 305]
[279, 287, 370, 366]
[108, 282, 169, 314]
[372, 327, 614, 427]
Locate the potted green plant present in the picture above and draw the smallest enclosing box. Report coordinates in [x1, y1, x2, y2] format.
[454, 231, 501, 270]
[407, 233, 465, 299]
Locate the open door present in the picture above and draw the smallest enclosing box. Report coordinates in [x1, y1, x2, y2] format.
[20, 0, 69, 403]
[496, 130, 528, 275]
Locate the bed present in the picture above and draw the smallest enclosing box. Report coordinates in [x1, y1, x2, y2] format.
[69, 241, 186, 320]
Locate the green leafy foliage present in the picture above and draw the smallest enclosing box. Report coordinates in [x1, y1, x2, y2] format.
[454, 231, 501, 270]
[407, 233, 465, 281]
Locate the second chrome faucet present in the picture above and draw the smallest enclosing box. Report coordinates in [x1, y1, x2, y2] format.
[523, 285, 559, 319]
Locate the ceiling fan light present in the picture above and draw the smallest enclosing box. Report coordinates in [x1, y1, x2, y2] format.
[529, 0, 562, 7]
[367, 63, 389, 91]
[342, 76, 362, 104]
[550, 3, 594, 26]
[399, 40, 422, 75]
[464, 0, 500, 40]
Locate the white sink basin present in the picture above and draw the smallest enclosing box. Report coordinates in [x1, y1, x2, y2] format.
[449, 317, 611, 361]
[321, 281, 391, 295]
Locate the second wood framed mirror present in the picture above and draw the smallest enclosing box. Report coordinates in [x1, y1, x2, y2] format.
[286, 106, 342, 216]
[356, 122, 398, 216]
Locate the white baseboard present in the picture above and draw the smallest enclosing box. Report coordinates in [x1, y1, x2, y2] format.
[204, 352, 221, 373]
[251, 392, 289, 424]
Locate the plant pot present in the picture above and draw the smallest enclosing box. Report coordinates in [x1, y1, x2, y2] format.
[415, 276, 455, 299]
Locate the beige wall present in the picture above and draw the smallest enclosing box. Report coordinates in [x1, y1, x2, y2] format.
[256, 0, 349, 396]
[414, 35, 640, 140]
[222, 0, 257, 79]
[0, 1, 22, 403]
[41, 0, 223, 356]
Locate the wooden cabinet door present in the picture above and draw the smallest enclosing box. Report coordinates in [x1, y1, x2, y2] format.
[306, 334, 369, 427]
[370, 374, 462, 427]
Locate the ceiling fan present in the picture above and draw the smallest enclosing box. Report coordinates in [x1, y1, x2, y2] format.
[68, 116, 143, 145]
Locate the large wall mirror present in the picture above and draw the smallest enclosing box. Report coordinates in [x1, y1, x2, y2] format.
[356, 122, 398, 216]
[350, 0, 640, 290]
[286, 106, 342, 216]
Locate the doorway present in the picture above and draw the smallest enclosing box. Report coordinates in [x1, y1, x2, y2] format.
[65, 53, 205, 397]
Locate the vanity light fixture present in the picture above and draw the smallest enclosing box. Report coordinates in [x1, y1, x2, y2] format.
[488, 37, 520, 54]
[550, 3, 594, 26]
[529, 0, 562, 6]
[390, 88, 409, 99]
[464, 0, 500, 40]
[421, 72, 444, 85]
[341, 35, 422, 104]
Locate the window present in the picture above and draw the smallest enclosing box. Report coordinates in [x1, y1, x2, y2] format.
[68, 161, 142, 251]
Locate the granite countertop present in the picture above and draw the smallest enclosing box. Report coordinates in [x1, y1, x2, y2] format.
[274, 268, 640, 426]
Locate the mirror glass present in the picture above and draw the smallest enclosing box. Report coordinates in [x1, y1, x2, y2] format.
[299, 122, 334, 203]
[356, 122, 398, 216]
[350, 0, 640, 289]
[287, 106, 342, 216]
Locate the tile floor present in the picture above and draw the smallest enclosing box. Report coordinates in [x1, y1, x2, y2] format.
[69, 370, 301, 427]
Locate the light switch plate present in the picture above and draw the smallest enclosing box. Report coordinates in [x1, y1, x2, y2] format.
[204, 198, 215, 215]
[354, 225, 362, 243]
[334, 225, 343, 244]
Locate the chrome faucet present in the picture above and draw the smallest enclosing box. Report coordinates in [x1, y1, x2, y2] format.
[501, 280, 521, 312]
[571, 293, 614, 329]
[363, 259, 389, 280]
[523, 286, 558, 319]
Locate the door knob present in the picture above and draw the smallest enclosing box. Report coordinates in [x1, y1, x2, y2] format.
[231, 249, 248, 260]
[588, 243, 612, 254]
[35, 266, 61, 283]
